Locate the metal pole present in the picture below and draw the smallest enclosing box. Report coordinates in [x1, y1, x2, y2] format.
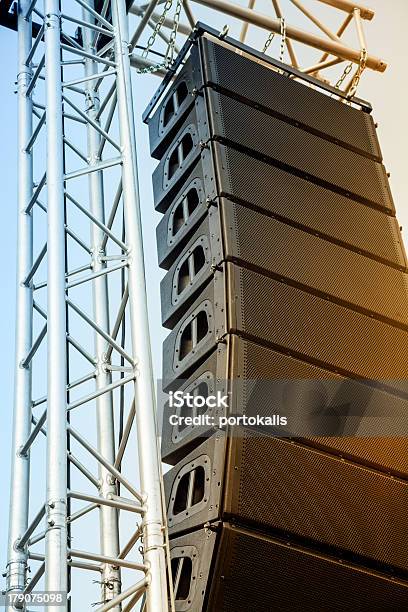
[189, 0, 386, 71]
[82, 4, 121, 607]
[111, 1, 169, 610]
[44, 1, 68, 609]
[6, 2, 34, 607]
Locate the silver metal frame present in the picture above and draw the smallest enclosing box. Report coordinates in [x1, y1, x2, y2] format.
[6, 0, 384, 610]
[6, 1, 169, 610]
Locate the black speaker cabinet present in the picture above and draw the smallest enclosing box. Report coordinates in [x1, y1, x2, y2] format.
[162, 262, 408, 393]
[155, 143, 405, 272]
[152, 90, 393, 216]
[170, 523, 408, 612]
[159, 198, 408, 330]
[146, 28, 408, 611]
[148, 37, 382, 164]
[160, 334, 408, 471]
[164, 430, 408, 573]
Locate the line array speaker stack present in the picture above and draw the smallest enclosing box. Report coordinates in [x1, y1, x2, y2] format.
[145, 28, 408, 611]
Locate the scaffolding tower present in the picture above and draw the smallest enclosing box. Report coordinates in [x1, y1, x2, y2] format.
[2, 0, 385, 610]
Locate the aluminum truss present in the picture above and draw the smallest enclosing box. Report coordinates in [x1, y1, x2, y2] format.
[5, 0, 385, 611]
[6, 1, 169, 610]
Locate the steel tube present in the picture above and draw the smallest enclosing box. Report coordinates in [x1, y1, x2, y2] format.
[190, 0, 386, 71]
[67, 424, 143, 502]
[61, 12, 113, 36]
[64, 136, 88, 163]
[68, 452, 100, 488]
[69, 490, 145, 514]
[95, 578, 148, 612]
[112, 2, 169, 610]
[6, 3, 34, 606]
[240, 0, 255, 42]
[67, 334, 97, 366]
[315, 0, 374, 20]
[69, 549, 147, 571]
[67, 502, 99, 523]
[25, 172, 46, 213]
[270, 0, 299, 68]
[61, 42, 116, 66]
[19, 409, 47, 456]
[26, 54, 45, 96]
[65, 260, 127, 290]
[25, 111, 46, 153]
[23, 244, 47, 285]
[64, 151, 121, 178]
[24, 561, 45, 593]
[118, 524, 142, 559]
[65, 192, 127, 250]
[63, 68, 116, 88]
[66, 297, 134, 364]
[44, 4, 68, 608]
[16, 504, 45, 550]
[288, 0, 341, 42]
[62, 94, 121, 150]
[114, 400, 135, 469]
[130, 0, 161, 48]
[67, 373, 135, 411]
[21, 323, 47, 367]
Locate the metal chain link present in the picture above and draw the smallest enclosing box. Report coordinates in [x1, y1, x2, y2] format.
[136, 0, 182, 74]
[347, 47, 368, 98]
[335, 61, 353, 90]
[335, 48, 367, 97]
[279, 17, 286, 62]
[262, 17, 286, 63]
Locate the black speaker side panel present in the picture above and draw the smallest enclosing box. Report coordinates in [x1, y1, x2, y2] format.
[156, 158, 209, 268]
[161, 344, 228, 465]
[160, 210, 223, 329]
[209, 524, 408, 612]
[169, 527, 217, 612]
[200, 36, 382, 163]
[164, 433, 226, 536]
[152, 98, 210, 212]
[212, 143, 406, 270]
[162, 271, 226, 388]
[206, 89, 394, 213]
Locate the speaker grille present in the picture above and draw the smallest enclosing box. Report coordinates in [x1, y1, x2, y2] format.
[222, 200, 408, 326]
[210, 524, 408, 612]
[201, 37, 382, 162]
[233, 264, 408, 384]
[231, 434, 408, 571]
[207, 89, 393, 212]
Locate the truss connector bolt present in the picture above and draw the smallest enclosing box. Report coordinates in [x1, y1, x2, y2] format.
[205, 197, 217, 209]
[199, 140, 209, 150]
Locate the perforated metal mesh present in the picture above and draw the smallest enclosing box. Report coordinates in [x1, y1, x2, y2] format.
[215, 143, 405, 269]
[233, 434, 408, 570]
[210, 525, 408, 612]
[224, 200, 408, 327]
[235, 264, 408, 383]
[208, 90, 393, 212]
[202, 37, 382, 162]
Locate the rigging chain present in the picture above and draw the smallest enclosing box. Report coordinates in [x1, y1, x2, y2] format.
[262, 17, 286, 63]
[136, 0, 183, 74]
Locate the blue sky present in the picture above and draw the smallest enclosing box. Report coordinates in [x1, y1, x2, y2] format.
[0, 0, 407, 606]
